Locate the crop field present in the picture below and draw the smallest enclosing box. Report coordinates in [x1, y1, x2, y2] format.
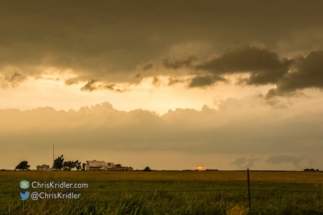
[1, 171, 323, 214]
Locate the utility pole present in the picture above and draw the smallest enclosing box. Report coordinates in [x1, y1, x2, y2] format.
[53, 144, 54, 166]
[52, 144, 55, 178]
[247, 168, 251, 210]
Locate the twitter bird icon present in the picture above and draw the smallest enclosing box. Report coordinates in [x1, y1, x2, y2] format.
[20, 191, 30, 201]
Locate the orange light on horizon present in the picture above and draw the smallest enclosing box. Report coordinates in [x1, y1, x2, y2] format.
[197, 166, 203, 171]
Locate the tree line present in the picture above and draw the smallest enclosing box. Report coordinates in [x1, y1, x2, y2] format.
[14, 155, 152, 171]
[52, 155, 84, 171]
[15, 155, 85, 171]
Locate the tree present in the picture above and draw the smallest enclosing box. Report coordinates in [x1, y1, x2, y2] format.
[143, 166, 152, 172]
[63, 160, 81, 171]
[15, 161, 30, 170]
[53, 155, 64, 170]
[75, 161, 82, 170]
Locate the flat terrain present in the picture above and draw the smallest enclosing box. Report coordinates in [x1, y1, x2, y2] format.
[1, 171, 323, 214]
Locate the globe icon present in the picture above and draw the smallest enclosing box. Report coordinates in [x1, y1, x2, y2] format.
[20, 180, 30, 189]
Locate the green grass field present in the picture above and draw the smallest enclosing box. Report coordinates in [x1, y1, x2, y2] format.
[1, 171, 323, 214]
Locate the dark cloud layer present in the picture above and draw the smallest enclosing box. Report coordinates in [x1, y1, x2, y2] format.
[1, 0, 323, 93]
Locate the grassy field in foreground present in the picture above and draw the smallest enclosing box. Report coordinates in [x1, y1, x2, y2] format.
[1, 171, 323, 214]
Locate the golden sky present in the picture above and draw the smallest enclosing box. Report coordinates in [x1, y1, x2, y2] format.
[1, 1, 323, 170]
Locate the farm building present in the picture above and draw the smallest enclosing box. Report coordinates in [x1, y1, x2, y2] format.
[86, 160, 116, 171]
[86, 160, 132, 171]
[37, 164, 51, 171]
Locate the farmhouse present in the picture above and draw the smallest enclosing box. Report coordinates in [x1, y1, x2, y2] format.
[86, 160, 132, 171]
[37, 164, 51, 171]
[86, 160, 117, 171]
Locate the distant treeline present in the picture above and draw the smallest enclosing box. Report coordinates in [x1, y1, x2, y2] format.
[303, 168, 320, 172]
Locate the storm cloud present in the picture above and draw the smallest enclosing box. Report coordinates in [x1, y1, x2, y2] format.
[1, 0, 323, 95]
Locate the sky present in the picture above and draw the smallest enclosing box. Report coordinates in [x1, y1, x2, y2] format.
[1, 0, 323, 170]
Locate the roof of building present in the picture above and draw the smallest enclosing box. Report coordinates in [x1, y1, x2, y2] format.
[86, 160, 108, 167]
[86, 160, 118, 168]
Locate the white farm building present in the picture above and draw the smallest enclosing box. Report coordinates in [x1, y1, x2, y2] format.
[86, 160, 133, 171]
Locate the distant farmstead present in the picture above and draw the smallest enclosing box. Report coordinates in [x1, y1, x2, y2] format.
[86, 160, 132, 171]
[37, 164, 51, 171]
